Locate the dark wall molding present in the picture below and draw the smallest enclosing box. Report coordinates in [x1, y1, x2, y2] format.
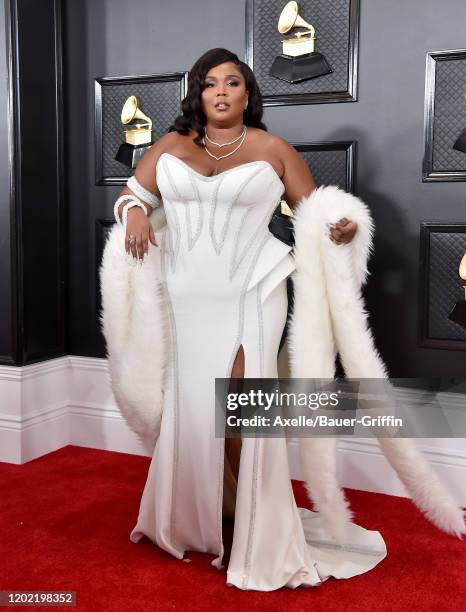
[94, 71, 188, 185]
[0, 0, 66, 365]
[290, 141, 357, 193]
[245, 0, 360, 106]
[0, 0, 14, 364]
[422, 49, 466, 182]
[418, 222, 466, 351]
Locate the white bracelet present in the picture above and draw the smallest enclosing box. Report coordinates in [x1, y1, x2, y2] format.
[122, 201, 147, 229]
[113, 195, 147, 227]
[127, 176, 162, 209]
[114, 195, 136, 225]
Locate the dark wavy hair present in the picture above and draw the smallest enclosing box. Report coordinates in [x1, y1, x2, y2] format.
[168, 48, 267, 146]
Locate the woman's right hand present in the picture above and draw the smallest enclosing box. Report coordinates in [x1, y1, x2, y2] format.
[123, 207, 158, 262]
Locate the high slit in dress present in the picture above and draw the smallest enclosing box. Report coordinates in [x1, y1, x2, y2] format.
[129, 152, 387, 591]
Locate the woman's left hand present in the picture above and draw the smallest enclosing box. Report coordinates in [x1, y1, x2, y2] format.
[329, 217, 358, 245]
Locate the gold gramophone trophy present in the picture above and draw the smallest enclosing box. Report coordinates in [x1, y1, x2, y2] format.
[447, 253, 466, 328]
[269, 1, 332, 84]
[453, 93, 466, 154]
[115, 95, 154, 168]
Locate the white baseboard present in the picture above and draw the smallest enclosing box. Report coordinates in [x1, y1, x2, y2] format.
[0, 356, 148, 463]
[0, 356, 465, 506]
[0, 358, 71, 463]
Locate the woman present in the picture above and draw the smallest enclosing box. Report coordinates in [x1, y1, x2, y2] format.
[113, 48, 384, 591]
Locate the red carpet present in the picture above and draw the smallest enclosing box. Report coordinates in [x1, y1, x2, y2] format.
[1, 445, 464, 611]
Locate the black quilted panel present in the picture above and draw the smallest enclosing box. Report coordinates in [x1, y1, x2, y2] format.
[432, 59, 466, 171]
[298, 148, 348, 189]
[247, 0, 354, 99]
[97, 74, 186, 182]
[428, 232, 466, 339]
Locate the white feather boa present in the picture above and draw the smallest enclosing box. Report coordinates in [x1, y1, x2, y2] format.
[289, 185, 465, 542]
[99, 206, 169, 454]
[99, 186, 465, 539]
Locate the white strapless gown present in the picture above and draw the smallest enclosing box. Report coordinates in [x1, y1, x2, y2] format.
[129, 152, 387, 591]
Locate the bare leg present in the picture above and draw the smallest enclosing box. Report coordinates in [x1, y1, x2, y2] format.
[223, 345, 244, 519]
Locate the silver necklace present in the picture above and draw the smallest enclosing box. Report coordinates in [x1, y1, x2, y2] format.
[205, 125, 246, 147]
[202, 126, 248, 161]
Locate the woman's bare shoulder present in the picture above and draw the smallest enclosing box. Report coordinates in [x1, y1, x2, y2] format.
[260, 132, 309, 174]
[247, 128, 296, 176]
[260, 131, 295, 155]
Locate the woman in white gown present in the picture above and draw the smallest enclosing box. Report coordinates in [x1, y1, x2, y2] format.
[114, 48, 387, 591]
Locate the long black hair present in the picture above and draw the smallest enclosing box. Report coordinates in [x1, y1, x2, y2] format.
[168, 48, 267, 146]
